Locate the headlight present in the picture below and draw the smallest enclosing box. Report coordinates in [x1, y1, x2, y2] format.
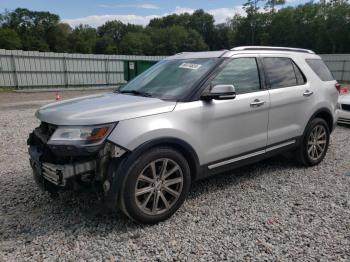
[48, 123, 115, 146]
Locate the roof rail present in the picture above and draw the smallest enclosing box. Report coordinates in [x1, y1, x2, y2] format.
[231, 46, 315, 54]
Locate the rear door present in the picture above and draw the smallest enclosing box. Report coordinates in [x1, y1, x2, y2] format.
[261, 55, 315, 145]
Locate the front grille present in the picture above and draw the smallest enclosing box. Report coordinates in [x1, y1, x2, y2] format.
[42, 163, 62, 185]
[341, 104, 350, 112]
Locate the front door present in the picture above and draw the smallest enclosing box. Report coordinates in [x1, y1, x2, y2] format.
[200, 56, 270, 166]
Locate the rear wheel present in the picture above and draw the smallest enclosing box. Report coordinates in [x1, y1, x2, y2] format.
[119, 147, 191, 224]
[295, 118, 330, 166]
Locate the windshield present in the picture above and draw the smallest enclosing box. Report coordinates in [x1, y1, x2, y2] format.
[119, 58, 218, 100]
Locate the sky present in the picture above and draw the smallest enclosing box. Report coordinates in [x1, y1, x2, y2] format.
[0, 0, 308, 28]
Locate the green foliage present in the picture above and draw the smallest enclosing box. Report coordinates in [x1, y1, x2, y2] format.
[68, 25, 97, 53]
[119, 32, 152, 55]
[95, 35, 118, 54]
[145, 26, 208, 55]
[265, 0, 286, 12]
[0, 8, 60, 51]
[97, 20, 127, 43]
[0, 3, 350, 55]
[148, 10, 215, 50]
[0, 86, 15, 93]
[46, 23, 71, 52]
[0, 28, 21, 49]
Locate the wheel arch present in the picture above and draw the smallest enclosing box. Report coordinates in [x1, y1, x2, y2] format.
[309, 107, 334, 132]
[104, 137, 200, 210]
[128, 137, 201, 182]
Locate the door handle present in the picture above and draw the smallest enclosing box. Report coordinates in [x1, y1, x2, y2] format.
[250, 99, 265, 107]
[303, 90, 314, 97]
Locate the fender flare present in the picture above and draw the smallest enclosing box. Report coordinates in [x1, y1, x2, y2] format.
[104, 137, 200, 209]
[308, 107, 334, 132]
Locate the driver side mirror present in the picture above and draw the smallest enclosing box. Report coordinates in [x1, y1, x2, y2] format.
[201, 84, 236, 100]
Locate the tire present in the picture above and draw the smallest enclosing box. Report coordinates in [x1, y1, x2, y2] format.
[119, 147, 191, 224]
[295, 117, 330, 166]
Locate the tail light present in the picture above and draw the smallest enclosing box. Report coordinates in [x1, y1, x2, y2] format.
[335, 83, 341, 93]
[341, 86, 348, 94]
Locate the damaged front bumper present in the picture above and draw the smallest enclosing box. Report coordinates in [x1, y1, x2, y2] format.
[29, 146, 96, 187]
[28, 123, 126, 189]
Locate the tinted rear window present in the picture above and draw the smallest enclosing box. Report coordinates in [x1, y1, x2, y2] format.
[263, 57, 300, 89]
[306, 59, 334, 81]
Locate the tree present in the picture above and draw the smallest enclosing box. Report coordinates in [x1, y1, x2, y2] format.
[1, 8, 59, 29]
[1, 4, 350, 54]
[189, 10, 216, 49]
[265, 0, 286, 12]
[243, 0, 262, 45]
[323, 1, 350, 53]
[97, 20, 126, 43]
[147, 26, 208, 55]
[68, 25, 97, 53]
[148, 13, 192, 29]
[185, 29, 209, 51]
[148, 10, 215, 49]
[119, 32, 152, 55]
[0, 28, 21, 49]
[95, 35, 117, 54]
[213, 23, 233, 50]
[46, 23, 71, 52]
[96, 21, 144, 54]
[0, 8, 60, 51]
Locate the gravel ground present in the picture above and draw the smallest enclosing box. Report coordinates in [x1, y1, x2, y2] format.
[0, 93, 350, 261]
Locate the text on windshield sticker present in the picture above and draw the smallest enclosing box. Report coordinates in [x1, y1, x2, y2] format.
[179, 63, 202, 70]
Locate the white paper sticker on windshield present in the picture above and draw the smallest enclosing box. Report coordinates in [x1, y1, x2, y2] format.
[179, 63, 202, 70]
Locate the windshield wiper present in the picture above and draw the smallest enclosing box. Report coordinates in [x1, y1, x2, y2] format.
[119, 90, 153, 97]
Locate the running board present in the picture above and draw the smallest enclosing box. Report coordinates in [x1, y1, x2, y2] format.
[208, 140, 296, 170]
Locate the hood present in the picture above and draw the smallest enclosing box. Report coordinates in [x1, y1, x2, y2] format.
[339, 93, 350, 104]
[36, 92, 176, 125]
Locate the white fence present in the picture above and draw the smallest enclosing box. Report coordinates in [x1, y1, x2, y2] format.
[0, 49, 165, 89]
[0, 49, 349, 89]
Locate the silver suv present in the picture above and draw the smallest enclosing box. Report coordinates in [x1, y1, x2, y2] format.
[28, 46, 339, 224]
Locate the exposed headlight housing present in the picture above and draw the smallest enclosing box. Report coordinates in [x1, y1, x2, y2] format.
[48, 123, 115, 146]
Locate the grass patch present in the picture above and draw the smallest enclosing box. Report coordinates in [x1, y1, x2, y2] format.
[0, 87, 15, 93]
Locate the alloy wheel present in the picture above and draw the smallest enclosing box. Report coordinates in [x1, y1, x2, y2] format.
[134, 158, 184, 215]
[307, 124, 327, 161]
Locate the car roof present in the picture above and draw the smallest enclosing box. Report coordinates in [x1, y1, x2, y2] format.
[166, 46, 319, 60]
[231, 46, 315, 54]
[165, 50, 227, 60]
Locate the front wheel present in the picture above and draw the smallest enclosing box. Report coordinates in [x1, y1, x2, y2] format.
[295, 118, 330, 166]
[119, 147, 191, 224]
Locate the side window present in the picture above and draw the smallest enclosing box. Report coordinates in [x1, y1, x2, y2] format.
[292, 62, 306, 85]
[211, 58, 260, 94]
[306, 59, 334, 81]
[263, 57, 303, 89]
